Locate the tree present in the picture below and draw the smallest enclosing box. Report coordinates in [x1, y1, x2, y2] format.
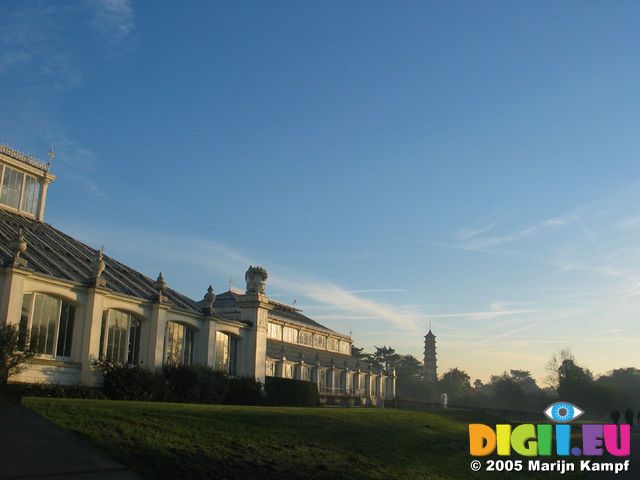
[546, 348, 575, 390]
[597, 368, 640, 410]
[369, 346, 401, 372]
[508, 370, 539, 393]
[557, 359, 592, 397]
[0, 323, 33, 384]
[394, 355, 427, 400]
[395, 355, 424, 381]
[350, 345, 365, 358]
[439, 368, 471, 401]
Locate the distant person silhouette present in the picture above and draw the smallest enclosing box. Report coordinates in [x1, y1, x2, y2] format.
[610, 409, 620, 424]
[624, 408, 634, 426]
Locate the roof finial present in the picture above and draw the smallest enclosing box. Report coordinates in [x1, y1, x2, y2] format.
[47, 144, 54, 169]
[7, 227, 28, 268]
[201, 285, 216, 315]
[87, 246, 106, 287]
[245, 265, 268, 294]
[152, 272, 168, 303]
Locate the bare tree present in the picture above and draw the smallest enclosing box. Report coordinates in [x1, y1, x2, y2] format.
[546, 348, 575, 390]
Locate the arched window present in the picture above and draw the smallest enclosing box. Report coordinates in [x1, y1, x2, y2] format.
[214, 331, 236, 375]
[164, 321, 195, 366]
[99, 310, 141, 365]
[19, 293, 75, 358]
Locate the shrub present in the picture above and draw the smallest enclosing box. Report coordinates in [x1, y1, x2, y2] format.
[225, 376, 264, 405]
[102, 363, 167, 401]
[163, 365, 228, 404]
[18, 382, 107, 399]
[264, 377, 319, 407]
[18, 360, 273, 406]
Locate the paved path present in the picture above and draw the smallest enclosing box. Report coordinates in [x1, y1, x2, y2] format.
[0, 404, 142, 480]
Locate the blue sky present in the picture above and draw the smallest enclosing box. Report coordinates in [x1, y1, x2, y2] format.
[2, 1, 640, 382]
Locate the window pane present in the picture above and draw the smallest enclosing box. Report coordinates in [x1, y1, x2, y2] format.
[266, 360, 275, 377]
[215, 331, 229, 372]
[128, 318, 141, 365]
[214, 331, 234, 374]
[21, 175, 39, 214]
[299, 331, 313, 346]
[313, 334, 327, 349]
[0, 166, 24, 209]
[30, 294, 61, 356]
[267, 322, 282, 340]
[18, 294, 33, 351]
[100, 311, 140, 365]
[56, 302, 75, 358]
[183, 327, 194, 366]
[283, 326, 298, 343]
[327, 338, 339, 352]
[164, 322, 194, 366]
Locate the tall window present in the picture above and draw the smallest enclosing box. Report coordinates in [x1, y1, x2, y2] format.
[267, 322, 282, 340]
[298, 331, 313, 346]
[0, 165, 24, 209]
[339, 340, 351, 355]
[327, 337, 339, 352]
[165, 321, 195, 366]
[313, 334, 327, 350]
[282, 363, 293, 379]
[282, 326, 298, 343]
[266, 360, 276, 377]
[21, 174, 40, 215]
[99, 310, 141, 364]
[301, 366, 311, 381]
[214, 331, 236, 374]
[19, 293, 75, 358]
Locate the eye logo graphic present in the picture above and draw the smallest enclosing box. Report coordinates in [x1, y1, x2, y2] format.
[544, 402, 584, 423]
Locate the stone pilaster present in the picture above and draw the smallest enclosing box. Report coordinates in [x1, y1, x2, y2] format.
[341, 363, 350, 395]
[235, 292, 272, 382]
[147, 302, 170, 368]
[0, 267, 28, 326]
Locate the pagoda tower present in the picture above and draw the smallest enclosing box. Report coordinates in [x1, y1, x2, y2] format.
[423, 326, 437, 382]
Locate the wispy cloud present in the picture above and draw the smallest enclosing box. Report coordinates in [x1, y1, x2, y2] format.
[0, 1, 136, 202]
[89, 0, 135, 47]
[457, 211, 516, 241]
[57, 222, 425, 336]
[464, 212, 578, 249]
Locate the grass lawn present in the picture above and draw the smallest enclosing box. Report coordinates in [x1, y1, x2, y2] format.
[24, 398, 581, 480]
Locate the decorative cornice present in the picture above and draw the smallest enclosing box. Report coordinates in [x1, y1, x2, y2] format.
[0, 144, 50, 171]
